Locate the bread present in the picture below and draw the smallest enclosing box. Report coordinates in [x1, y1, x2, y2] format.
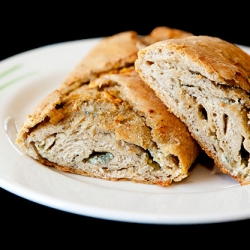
[140, 26, 193, 46]
[16, 27, 200, 187]
[59, 26, 193, 95]
[135, 35, 250, 185]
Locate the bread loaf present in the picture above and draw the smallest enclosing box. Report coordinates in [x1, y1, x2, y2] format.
[16, 27, 200, 187]
[135, 35, 250, 185]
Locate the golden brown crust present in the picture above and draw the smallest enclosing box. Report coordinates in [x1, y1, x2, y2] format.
[59, 26, 193, 96]
[144, 35, 250, 92]
[16, 89, 63, 147]
[59, 31, 144, 95]
[141, 26, 193, 45]
[55, 164, 172, 186]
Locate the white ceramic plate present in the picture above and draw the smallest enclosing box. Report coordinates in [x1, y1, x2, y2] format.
[1, 38, 250, 225]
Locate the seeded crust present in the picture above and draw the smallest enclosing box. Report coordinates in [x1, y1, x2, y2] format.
[135, 35, 250, 185]
[16, 26, 200, 187]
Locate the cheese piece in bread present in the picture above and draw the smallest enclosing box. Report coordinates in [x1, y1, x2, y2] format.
[135, 35, 250, 185]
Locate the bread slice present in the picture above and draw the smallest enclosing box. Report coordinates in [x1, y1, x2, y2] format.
[16, 27, 200, 187]
[135, 35, 250, 185]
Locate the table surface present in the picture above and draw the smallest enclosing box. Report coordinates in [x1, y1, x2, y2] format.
[1, 4, 250, 242]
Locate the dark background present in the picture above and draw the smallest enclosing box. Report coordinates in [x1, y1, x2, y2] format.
[2, 4, 250, 61]
[1, 3, 250, 246]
